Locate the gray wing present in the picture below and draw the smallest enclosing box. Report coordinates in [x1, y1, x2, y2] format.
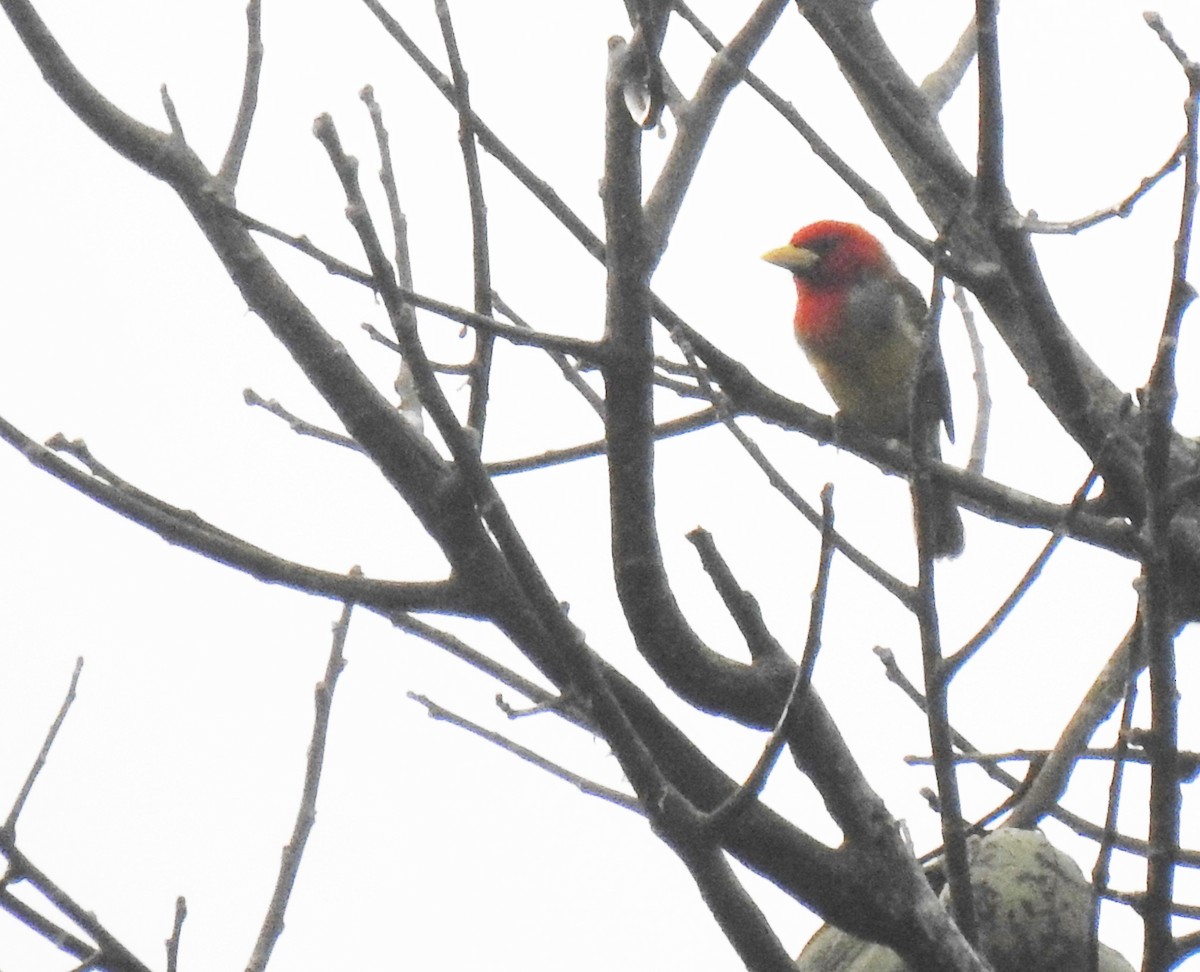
[896, 275, 955, 444]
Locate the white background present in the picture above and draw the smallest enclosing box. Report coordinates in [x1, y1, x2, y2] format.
[2, 1, 1199, 969]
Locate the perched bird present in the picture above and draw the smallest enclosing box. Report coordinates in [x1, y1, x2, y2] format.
[762, 220, 964, 558]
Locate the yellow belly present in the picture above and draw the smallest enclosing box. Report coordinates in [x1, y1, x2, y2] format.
[802, 323, 922, 439]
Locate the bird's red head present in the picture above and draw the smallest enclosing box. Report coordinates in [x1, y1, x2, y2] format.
[782, 221, 890, 287]
[762, 221, 898, 343]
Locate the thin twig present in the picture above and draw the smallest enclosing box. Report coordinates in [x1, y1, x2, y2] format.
[12, 418, 468, 615]
[45, 434, 130, 488]
[230, 201, 605, 360]
[1005, 622, 1144, 831]
[912, 265, 975, 943]
[1144, 12, 1200, 75]
[0, 887, 94, 965]
[1091, 662, 1139, 970]
[388, 612, 592, 731]
[954, 286, 990, 476]
[4, 657, 83, 833]
[159, 84, 184, 139]
[686, 527, 786, 664]
[945, 467, 1099, 674]
[484, 407, 719, 475]
[652, 370, 707, 399]
[1172, 929, 1200, 966]
[1020, 138, 1186, 234]
[311, 109, 512, 484]
[217, 0, 263, 187]
[881, 627, 1199, 872]
[315, 112, 618, 743]
[642, 0, 789, 260]
[0, 844, 154, 972]
[911, 260, 953, 560]
[246, 579, 356, 972]
[165, 896, 187, 972]
[904, 743, 1194, 769]
[434, 0, 495, 436]
[492, 291, 606, 419]
[224, 204, 375, 284]
[800, 484, 838, 684]
[699, 486, 837, 834]
[243, 388, 363, 451]
[362, 0, 605, 263]
[359, 85, 416, 321]
[360, 85, 425, 432]
[672, 1, 934, 261]
[1104, 886, 1200, 920]
[408, 692, 639, 811]
[669, 317, 914, 606]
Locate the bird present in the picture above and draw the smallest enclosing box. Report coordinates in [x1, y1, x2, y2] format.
[762, 220, 964, 558]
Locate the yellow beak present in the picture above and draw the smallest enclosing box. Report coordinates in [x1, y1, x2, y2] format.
[761, 244, 819, 273]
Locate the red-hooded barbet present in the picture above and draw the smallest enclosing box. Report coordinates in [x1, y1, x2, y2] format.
[762, 220, 964, 558]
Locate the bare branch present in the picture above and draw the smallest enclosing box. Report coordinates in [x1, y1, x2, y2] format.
[1020, 138, 1185, 234]
[659, 811, 799, 972]
[1144, 12, 1200, 73]
[244, 388, 364, 451]
[492, 291, 606, 419]
[217, 0, 264, 187]
[359, 85, 417, 318]
[1138, 18, 1198, 961]
[440, 305, 603, 358]
[643, 0, 789, 260]
[801, 484, 838, 679]
[0, 887, 95, 967]
[974, 0, 1005, 213]
[362, 0, 605, 262]
[408, 692, 638, 812]
[434, 0, 495, 437]
[165, 896, 187, 972]
[912, 264, 976, 940]
[227, 204, 375, 284]
[670, 320, 915, 606]
[246, 583, 355, 972]
[921, 17, 977, 110]
[945, 467, 1100, 675]
[602, 39, 785, 723]
[1, 0, 193, 181]
[704, 487, 837, 835]
[1092, 666, 1140, 964]
[4, 658, 83, 833]
[484, 407, 719, 475]
[877, 642, 1200, 866]
[0, 843, 154, 972]
[159, 84, 184, 139]
[389, 613, 584, 730]
[687, 527, 787, 664]
[672, 1, 934, 261]
[1, 417, 467, 614]
[954, 286, 991, 475]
